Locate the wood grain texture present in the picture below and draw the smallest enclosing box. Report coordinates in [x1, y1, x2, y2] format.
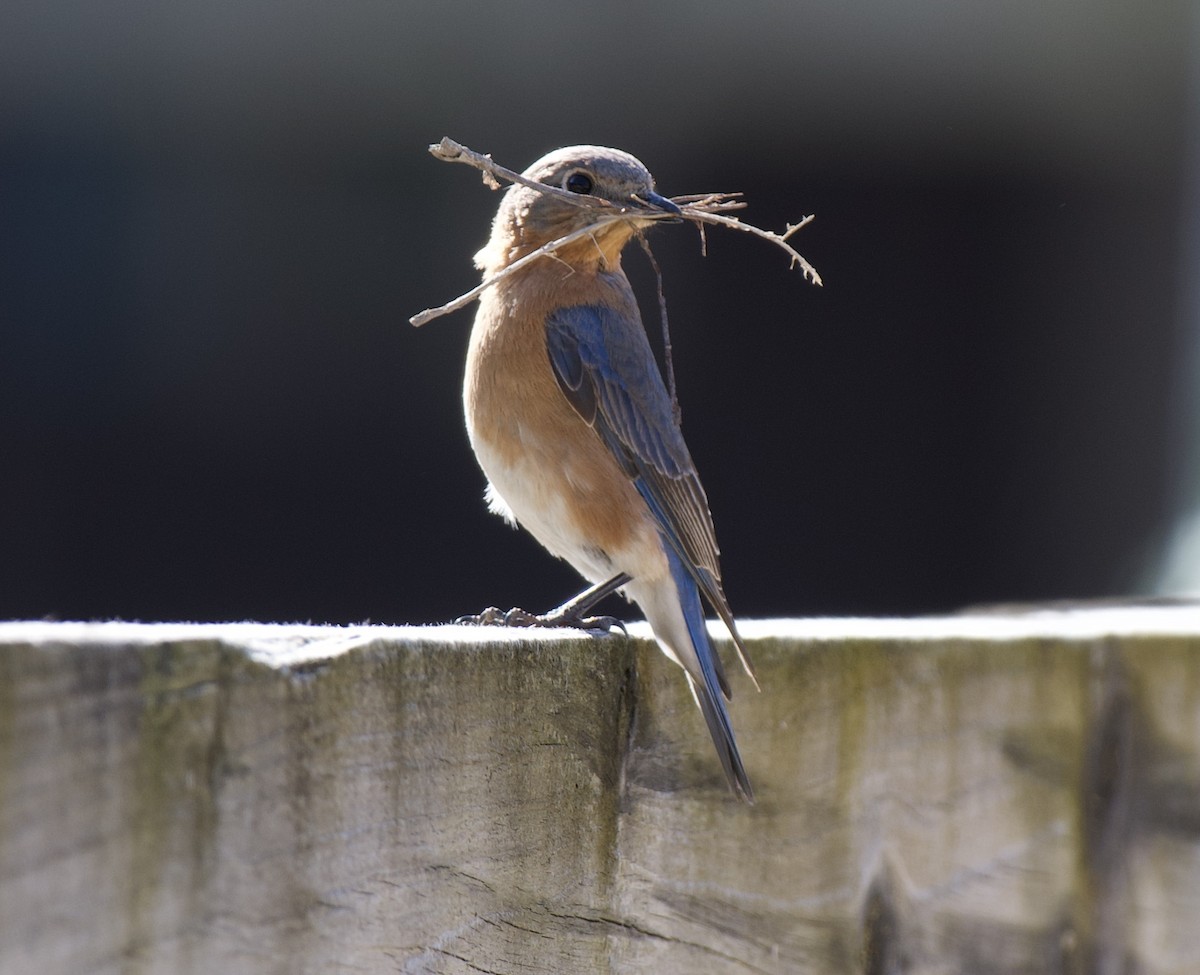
[0, 609, 1197, 974]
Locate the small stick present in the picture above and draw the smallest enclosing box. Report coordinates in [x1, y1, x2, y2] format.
[429, 137, 609, 212]
[636, 235, 681, 426]
[410, 215, 636, 327]
[684, 210, 822, 286]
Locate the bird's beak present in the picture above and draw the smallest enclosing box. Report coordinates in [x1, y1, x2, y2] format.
[631, 190, 683, 219]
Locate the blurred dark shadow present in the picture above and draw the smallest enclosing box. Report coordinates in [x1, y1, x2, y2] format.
[1, 0, 1195, 622]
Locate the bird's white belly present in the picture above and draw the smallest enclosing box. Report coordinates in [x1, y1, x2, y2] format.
[468, 423, 665, 586]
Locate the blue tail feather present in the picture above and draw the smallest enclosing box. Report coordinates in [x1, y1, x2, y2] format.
[667, 549, 754, 803]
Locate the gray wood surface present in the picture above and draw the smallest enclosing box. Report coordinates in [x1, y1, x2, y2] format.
[1, 609, 1198, 974]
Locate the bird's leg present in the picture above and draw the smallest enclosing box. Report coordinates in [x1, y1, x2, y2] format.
[533, 572, 632, 632]
[456, 573, 632, 634]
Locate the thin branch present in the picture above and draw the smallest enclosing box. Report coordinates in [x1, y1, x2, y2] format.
[410, 138, 821, 327]
[681, 210, 822, 286]
[410, 215, 639, 326]
[636, 235, 681, 426]
[671, 191, 747, 211]
[429, 137, 611, 212]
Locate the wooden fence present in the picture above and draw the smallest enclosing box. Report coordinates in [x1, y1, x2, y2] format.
[1, 608, 1197, 973]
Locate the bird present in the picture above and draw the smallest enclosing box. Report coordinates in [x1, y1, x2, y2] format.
[460, 145, 759, 802]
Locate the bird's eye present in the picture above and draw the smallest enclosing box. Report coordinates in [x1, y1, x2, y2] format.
[564, 171, 593, 195]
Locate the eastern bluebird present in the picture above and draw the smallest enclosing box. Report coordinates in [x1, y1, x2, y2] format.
[462, 145, 758, 802]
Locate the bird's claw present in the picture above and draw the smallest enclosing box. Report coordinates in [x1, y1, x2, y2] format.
[455, 606, 627, 636]
[454, 607, 503, 626]
[570, 614, 628, 636]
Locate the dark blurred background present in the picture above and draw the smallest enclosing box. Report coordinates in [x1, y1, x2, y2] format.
[2, 0, 1198, 623]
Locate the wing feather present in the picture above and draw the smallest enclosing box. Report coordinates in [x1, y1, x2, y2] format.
[545, 304, 758, 691]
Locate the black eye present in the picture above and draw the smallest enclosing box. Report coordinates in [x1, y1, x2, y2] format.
[564, 171, 593, 194]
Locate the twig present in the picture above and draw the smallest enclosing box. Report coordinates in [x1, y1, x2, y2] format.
[682, 210, 822, 286]
[410, 215, 633, 327]
[429, 137, 610, 212]
[410, 138, 821, 328]
[671, 191, 747, 212]
[636, 236, 681, 426]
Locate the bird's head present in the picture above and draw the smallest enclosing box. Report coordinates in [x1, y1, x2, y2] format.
[474, 145, 680, 274]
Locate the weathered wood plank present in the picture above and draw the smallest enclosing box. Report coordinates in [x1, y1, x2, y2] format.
[0, 610, 1197, 974]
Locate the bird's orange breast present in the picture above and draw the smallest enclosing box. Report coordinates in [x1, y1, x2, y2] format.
[463, 265, 653, 557]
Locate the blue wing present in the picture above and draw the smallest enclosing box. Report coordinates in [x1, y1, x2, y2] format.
[545, 303, 757, 694]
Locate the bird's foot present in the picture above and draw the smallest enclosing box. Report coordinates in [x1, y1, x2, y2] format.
[455, 605, 627, 636]
[456, 573, 632, 635]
